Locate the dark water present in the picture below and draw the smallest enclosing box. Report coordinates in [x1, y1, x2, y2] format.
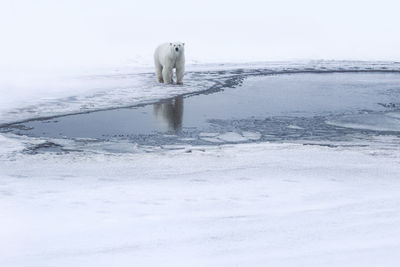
[2, 72, 400, 149]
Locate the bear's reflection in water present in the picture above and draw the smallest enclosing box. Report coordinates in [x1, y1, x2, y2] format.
[153, 96, 183, 132]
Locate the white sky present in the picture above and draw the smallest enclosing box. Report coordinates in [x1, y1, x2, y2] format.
[1, 0, 400, 72]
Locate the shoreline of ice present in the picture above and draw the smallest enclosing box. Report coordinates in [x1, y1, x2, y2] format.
[2, 60, 400, 127]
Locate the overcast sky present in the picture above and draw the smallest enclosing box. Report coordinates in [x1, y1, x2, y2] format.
[1, 0, 400, 72]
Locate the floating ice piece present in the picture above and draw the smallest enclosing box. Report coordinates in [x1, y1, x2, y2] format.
[387, 112, 400, 119]
[242, 131, 262, 140]
[326, 113, 400, 132]
[201, 137, 224, 143]
[287, 125, 304, 130]
[217, 132, 248, 142]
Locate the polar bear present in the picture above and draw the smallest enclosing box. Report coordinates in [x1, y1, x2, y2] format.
[154, 42, 185, 84]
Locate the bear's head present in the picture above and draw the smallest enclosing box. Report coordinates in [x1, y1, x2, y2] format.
[169, 42, 185, 55]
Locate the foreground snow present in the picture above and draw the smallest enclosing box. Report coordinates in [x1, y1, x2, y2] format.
[1, 137, 400, 266]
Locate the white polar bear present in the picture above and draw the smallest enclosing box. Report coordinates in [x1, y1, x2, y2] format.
[154, 42, 185, 84]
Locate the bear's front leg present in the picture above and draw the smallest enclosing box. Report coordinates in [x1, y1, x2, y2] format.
[176, 67, 185, 85]
[156, 65, 163, 83]
[162, 66, 173, 84]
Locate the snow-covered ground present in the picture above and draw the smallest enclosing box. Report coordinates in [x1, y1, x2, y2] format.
[1, 137, 400, 267]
